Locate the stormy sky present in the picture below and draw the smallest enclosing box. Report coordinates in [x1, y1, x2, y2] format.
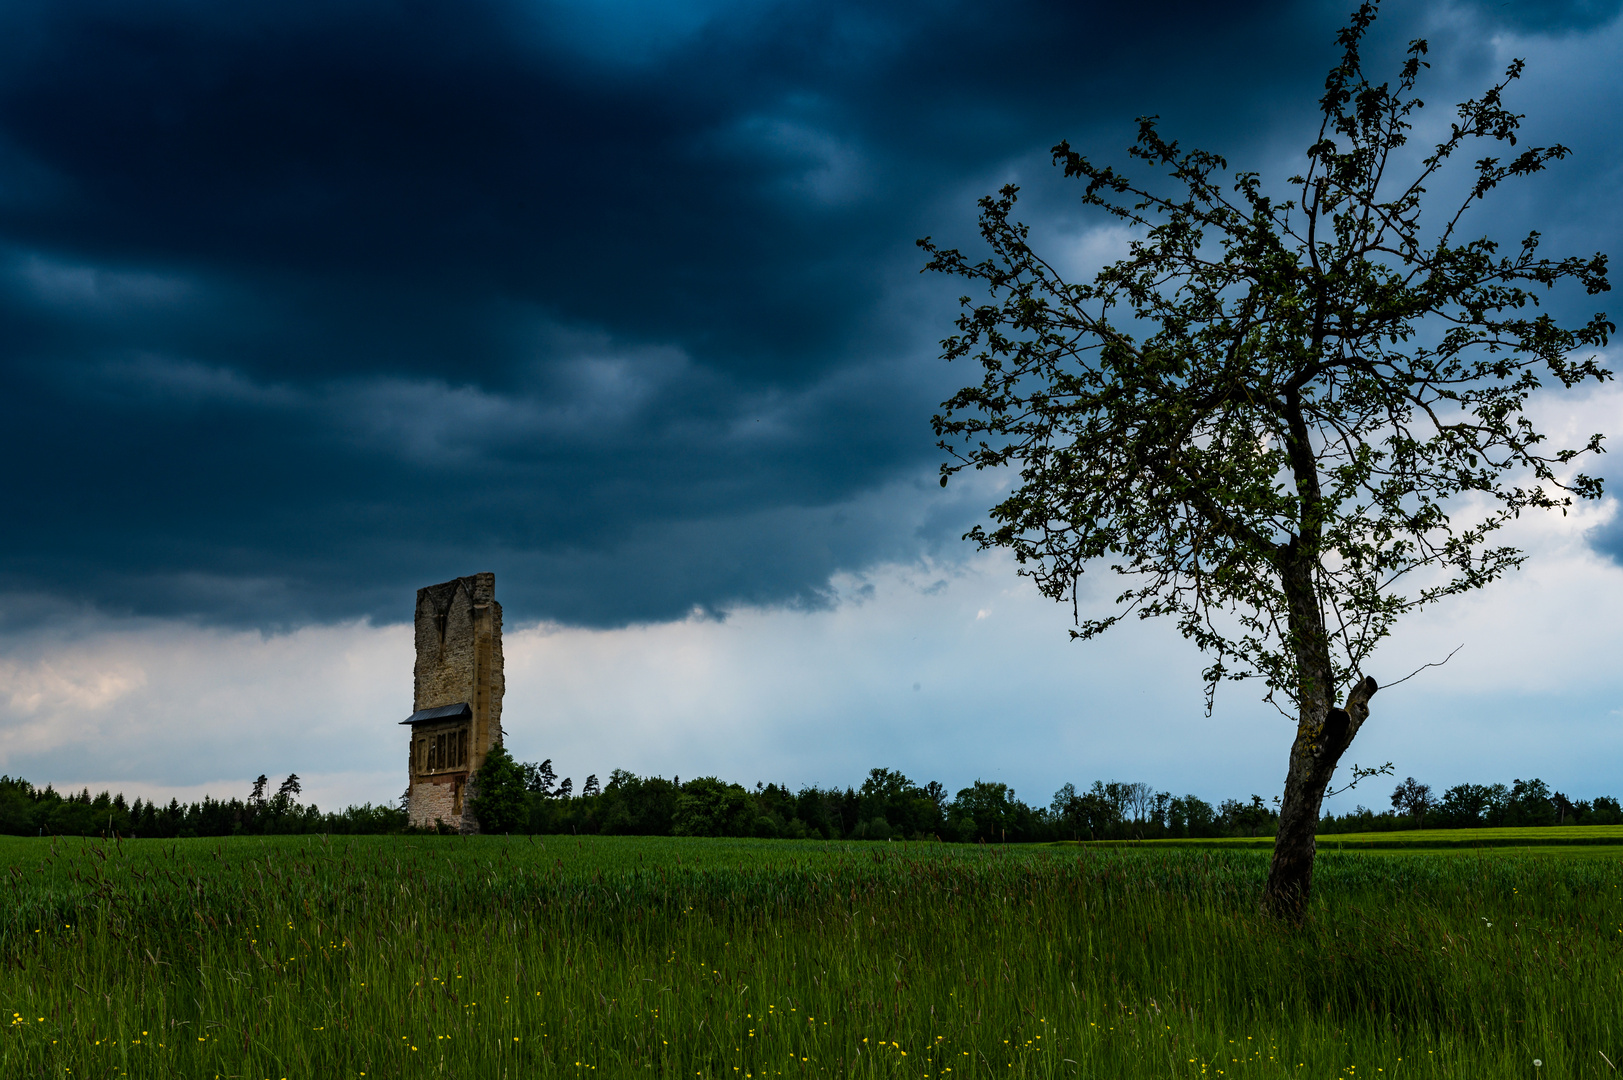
[1, 0, 1620, 812]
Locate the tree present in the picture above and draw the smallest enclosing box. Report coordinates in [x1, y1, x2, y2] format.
[1504, 778, 1556, 827]
[1050, 782, 1120, 840]
[856, 767, 943, 837]
[1436, 782, 1496, 827]
[672, 777, 752, 837]
[1124, 781, 1155, 834]
[1169, 795, 1217, 838]
[273, 774, 302, 814]
[1591, 797, 1623, 826]
[1151, 791, 1172, 831]
[950, 780, 1024, 843]
[469, 744, 527, 833]
[1049, 782, 1079, 834]
[1219, 796, 1277, 837]
[858, 767, 914, 821]
[598, 770, 681, 835]
[920, 3, 1609, 919]
[1389, 777, 1432, 829]
[521, 758, 557, 797]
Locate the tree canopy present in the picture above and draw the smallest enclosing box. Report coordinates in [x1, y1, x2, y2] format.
[921, 1, 1610, 917]
[470, 744, 528, 834]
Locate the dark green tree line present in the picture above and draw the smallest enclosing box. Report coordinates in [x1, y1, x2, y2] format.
[2, 763, 1607, 841]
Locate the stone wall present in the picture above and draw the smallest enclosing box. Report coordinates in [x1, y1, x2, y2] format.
[408, 777, 460, 830]
[405, 572, 504, 831]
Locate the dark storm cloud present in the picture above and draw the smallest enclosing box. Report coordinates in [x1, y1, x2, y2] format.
[1591, 515, 1623, 568]
[0, 0, 1295, 378]
[1462, 0, 1623, 33]
[0, 0, 1616, 628]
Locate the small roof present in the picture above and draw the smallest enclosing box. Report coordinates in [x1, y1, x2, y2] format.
[400, 702, 472, 725]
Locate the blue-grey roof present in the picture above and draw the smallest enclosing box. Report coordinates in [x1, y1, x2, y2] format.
[400, 702, 472, 725]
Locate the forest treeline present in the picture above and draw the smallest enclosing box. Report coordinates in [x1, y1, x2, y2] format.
[465, 753, 1622, 841]
[0, 773, 401, 839]
[1, 758, 1616, 841]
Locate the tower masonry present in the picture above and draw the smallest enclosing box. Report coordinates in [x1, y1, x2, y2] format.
[402, 572, 504, 831]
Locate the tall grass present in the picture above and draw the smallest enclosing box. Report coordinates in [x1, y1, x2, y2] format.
[1, 834, 1619, 1078]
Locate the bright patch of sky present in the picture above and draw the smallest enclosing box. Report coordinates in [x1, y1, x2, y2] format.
[6, 473, 1621, 813]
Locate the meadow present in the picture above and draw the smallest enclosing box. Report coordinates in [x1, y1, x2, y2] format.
[1086, 825, 1623, 852]
[1, 833, 1619, 1079]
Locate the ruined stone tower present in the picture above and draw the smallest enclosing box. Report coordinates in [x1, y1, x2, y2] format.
[402, 572, 504, 832]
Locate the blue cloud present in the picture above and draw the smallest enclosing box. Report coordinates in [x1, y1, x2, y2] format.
[1461, 0, 1623, 33]
[0, 0, 1615, 627]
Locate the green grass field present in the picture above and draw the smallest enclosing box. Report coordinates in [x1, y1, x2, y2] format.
[1318, 825, 1623, 847]
[2, 833, 1620, 1078]
[1081, 824, 1623, 851]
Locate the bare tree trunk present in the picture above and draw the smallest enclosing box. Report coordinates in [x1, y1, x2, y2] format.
[1266, 680, 1377, 915]
[1263, 546, 1379, 922]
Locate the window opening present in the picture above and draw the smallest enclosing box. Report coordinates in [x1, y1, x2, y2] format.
[417, 725, 472, 773]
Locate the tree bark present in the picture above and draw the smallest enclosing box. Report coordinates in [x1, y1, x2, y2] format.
[1264, 394, 1380, 923]
[1264, 553, 1378, 921]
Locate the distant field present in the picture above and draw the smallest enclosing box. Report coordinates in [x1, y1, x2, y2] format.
[2, 833, 1620, 1078]
[1075, 824, 1623, 851]
[1319, 825, 1623, 849]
